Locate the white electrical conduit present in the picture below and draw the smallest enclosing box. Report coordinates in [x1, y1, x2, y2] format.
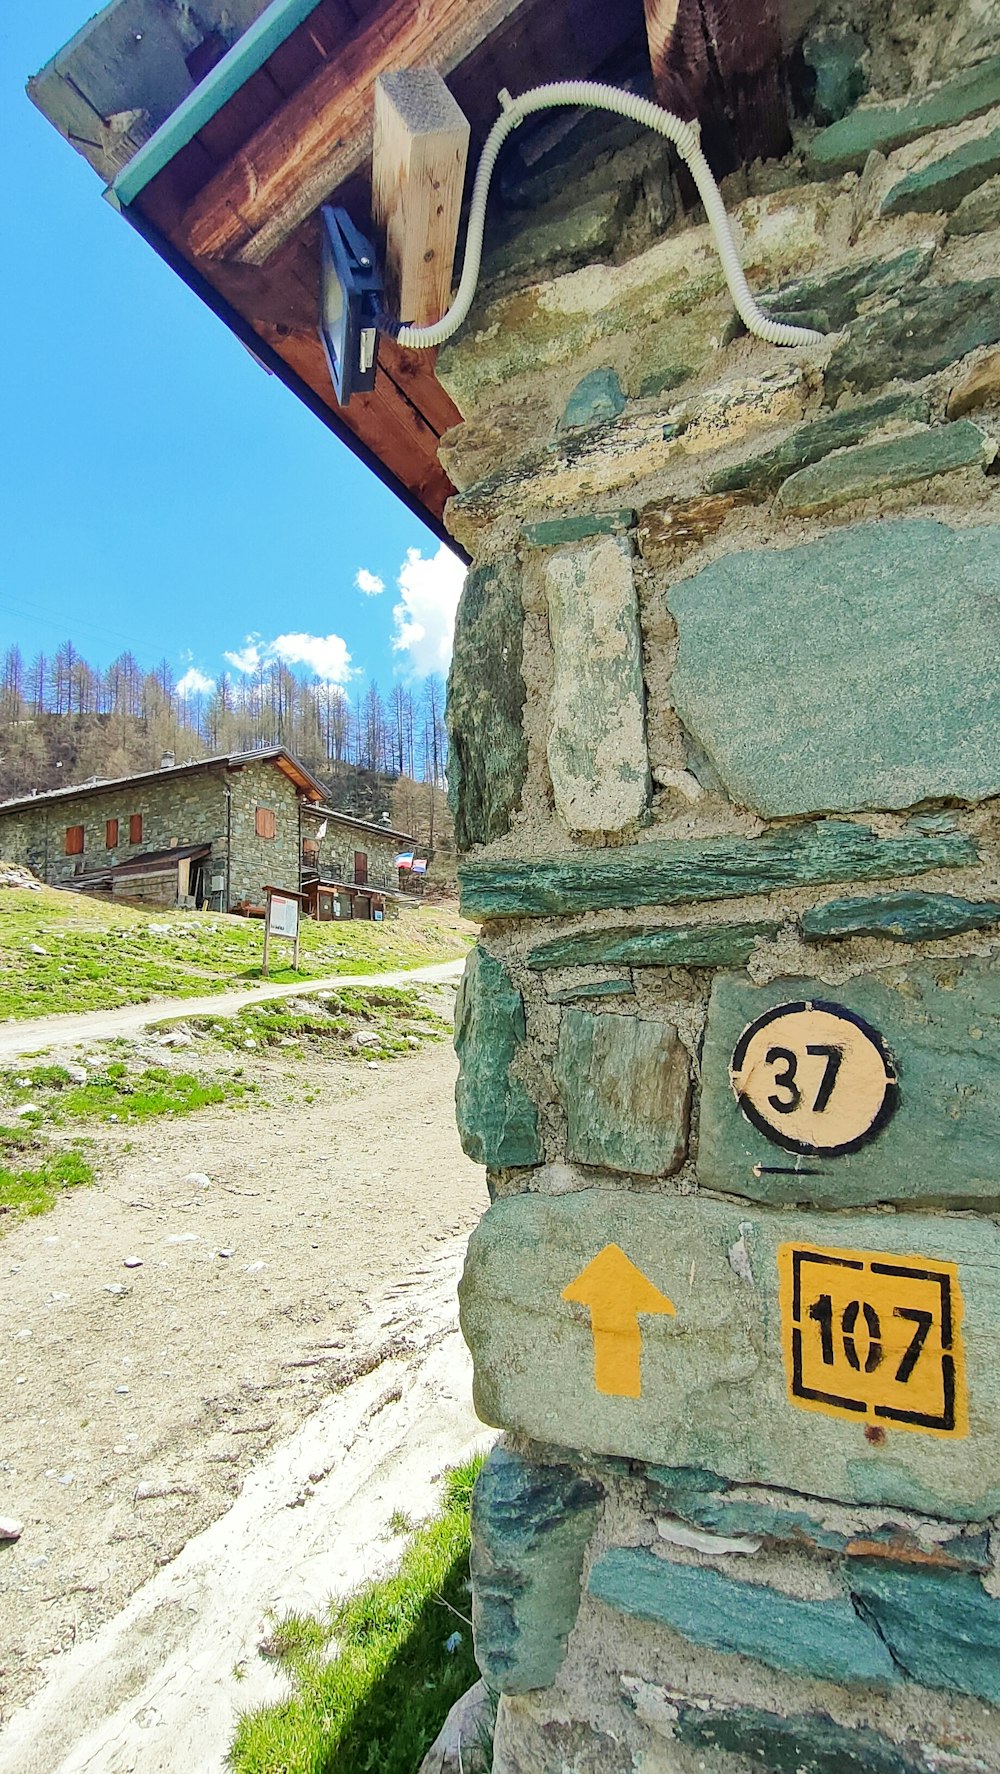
[390, 80, 825, 351]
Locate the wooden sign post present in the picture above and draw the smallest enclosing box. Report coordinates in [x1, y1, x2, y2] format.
[262, 885, 304, 975]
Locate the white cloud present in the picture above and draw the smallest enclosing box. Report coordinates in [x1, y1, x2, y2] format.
[355, 567, 385, 597]
[270, 632, 355, 684]
[223, 630, 355, 685]
[176, 666, 216, 698]
[224, 636, 262, 674]
[391, 544, 466, 678]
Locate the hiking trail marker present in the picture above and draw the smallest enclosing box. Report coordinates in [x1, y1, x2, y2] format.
[562, 1244, 676, 1398]
[730, 1000, 897, 1156]
[779, 1241, 968, 1438]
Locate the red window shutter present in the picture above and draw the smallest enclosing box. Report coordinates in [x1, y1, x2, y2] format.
[106, 819, 119, 849]
[65, 825, 84, 856]
[255, 806, 276, 839]
[129, 814, 143, 844]
[354, 850, 368, 885]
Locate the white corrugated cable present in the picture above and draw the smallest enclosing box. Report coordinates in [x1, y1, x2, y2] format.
[388, 80, 824, 351]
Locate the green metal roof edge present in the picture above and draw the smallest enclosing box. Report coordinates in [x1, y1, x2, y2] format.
[108, 0, 325, 210]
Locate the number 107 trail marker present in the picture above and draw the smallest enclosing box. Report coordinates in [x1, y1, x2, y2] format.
[561, 1244, 675, 1398]
[458, 1189, 1000, 1519]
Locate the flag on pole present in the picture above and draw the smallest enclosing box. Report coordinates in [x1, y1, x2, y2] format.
[395, 851, 415, 869]
[315, 820, 328, 840]
[411, 858, 428, 875]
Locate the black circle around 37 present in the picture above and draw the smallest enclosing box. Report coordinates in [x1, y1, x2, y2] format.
[731, 998, 899, 1158]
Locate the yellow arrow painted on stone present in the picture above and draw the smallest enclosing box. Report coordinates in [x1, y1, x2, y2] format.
[562, 1244, 676, 1399]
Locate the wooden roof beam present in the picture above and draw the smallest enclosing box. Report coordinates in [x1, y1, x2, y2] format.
[643, 0, 789, 176]
[372, 68, 469, 329]
[183, 0, 523, 267]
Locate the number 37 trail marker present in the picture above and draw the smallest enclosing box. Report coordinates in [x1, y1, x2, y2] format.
[562, 1244, 676, 1398]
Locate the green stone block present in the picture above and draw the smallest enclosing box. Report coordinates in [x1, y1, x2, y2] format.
[560, 367, 626, 431]
[803, 26, 867, 126]
[471, 1445, 602, 1694]
[548, 978, 634, 1003]
[555, 1009, 690, 1175]
[824, 280, 1000, 403]
[803, 891, 1000, 943]
[808, 54, 1000, 174]
[674, 1704, 932, 1773]
[482, 187, 630, 288]
[775, 421, 991, 515]
[849, 1563, 1000, 1703]
[948, 171, 1000, 236]
[521, 509, 635, 547]
[529, 920, 780, 971]
[446, 561, 528, 851]
[882, 128, 1000, 216]
[728, 246, 933, 342]
[670, 520, 1000, 817]
[706, 391, 930, 496]
[458, 821, 977, 920]
[698, 960, 1000, 1210]
[647, 1475, 990, 1570]
[458, 1189, 1000, 1518]
[588, 1550, 898, 1686]
[454, 948, 541, 1169]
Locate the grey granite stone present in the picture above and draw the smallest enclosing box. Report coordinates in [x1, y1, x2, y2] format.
[555, 1009, 690, 1175]
[670, 520, 1000, 817]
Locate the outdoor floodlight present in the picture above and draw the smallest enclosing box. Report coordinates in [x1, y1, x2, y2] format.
[319, 206, 384, 405]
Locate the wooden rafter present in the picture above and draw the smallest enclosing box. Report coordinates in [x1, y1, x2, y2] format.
[643, 0, 789, 176]
[183, 0, 525, 266]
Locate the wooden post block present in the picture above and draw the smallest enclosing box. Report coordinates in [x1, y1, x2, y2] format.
[372, 68, 470, 328]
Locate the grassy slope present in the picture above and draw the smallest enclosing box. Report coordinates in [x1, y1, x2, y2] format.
[0, 885, 474, 1019]
[229, 1458, 488, 1774]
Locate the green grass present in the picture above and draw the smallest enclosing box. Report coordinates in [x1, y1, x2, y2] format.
[0, 1144, 94, 1219]
[0, 1054, 251, 1231]
[0, 886, 474, 1019]
[0, 1061, 250, 1128]
[191, 986, 451, 1061]
[228, 1457, 490, 1774]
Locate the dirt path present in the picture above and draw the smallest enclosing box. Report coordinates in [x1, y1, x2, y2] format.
[0, 959, 466, 1060]
[0, 1242, 489, 1774]
[0, 1032, 487, 1723]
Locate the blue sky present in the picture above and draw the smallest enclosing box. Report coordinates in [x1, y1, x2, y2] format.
[1, 6, 464, 703]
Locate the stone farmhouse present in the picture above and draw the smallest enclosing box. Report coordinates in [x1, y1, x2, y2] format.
[0, 749, 415, 918]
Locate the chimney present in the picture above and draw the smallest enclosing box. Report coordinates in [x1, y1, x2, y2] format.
[160, 750, 175, 770]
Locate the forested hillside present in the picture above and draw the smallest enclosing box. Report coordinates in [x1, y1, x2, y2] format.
[0, 643, 452, 852]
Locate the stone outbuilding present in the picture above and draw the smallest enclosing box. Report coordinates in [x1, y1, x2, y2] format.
[0, 748, 415, 915]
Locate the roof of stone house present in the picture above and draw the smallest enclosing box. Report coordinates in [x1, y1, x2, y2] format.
[27, 0, 806, 540]
[0, 747, 327, 815]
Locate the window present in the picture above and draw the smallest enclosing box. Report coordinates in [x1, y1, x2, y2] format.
[106, 819, 119, 849]
[129, 814, 143, 844]
[65, 825, 84, 856]
[255, 806, 277, 840]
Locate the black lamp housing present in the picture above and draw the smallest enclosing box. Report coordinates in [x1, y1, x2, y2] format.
[319, 206, 384, 405]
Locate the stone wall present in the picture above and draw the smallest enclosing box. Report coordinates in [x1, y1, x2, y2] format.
[224, 756, 302, 907]
[445, 4, 1000, 1767]
[0, 769, 228, 893]
[0, 756, 304, 910]
[309, 818, 404, 893]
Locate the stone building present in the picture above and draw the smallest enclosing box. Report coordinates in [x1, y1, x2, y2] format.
[0, 749, 413, 915]
[29, 1, 1000, 1770]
